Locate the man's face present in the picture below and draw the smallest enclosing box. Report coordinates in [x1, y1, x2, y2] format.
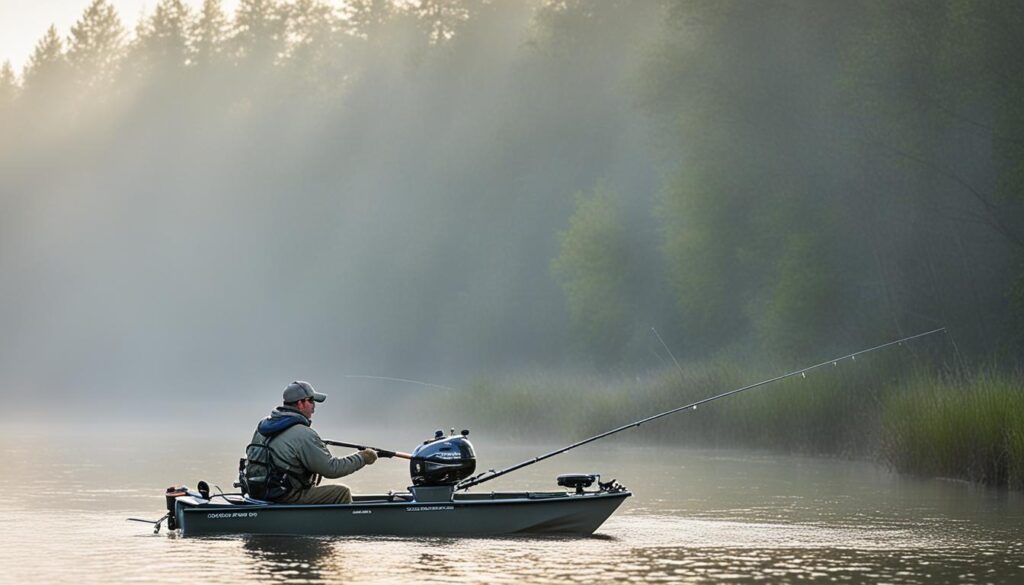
[297, 398, 316, 419]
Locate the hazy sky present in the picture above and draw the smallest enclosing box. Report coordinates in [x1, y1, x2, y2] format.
[0, 0, 240, 73]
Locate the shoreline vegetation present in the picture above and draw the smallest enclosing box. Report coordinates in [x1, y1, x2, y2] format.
[457, 358, 1024, 491]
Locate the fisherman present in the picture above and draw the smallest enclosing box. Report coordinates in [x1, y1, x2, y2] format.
[242, 380, 377, 504]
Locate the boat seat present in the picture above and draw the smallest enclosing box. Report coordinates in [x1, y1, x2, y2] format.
[557, 473, 597, 494]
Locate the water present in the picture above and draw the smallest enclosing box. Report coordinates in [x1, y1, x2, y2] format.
[2, 430, 1022, 584]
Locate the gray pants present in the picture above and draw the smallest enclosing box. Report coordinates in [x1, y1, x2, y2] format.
[281, 483, 352, 504]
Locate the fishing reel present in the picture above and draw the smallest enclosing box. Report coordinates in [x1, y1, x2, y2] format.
[410, 428, 476, 487]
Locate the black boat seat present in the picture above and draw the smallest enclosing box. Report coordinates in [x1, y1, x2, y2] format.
[557, 473, 597, 494]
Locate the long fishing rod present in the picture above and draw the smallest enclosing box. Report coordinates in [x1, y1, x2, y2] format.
[324, 439, 414, 460]
[457, 328, 946, 491]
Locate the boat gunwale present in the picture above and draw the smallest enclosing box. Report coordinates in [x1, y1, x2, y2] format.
[179, 489, 631, 514]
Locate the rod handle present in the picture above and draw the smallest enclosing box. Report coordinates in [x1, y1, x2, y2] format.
[325, 440, 413, 460]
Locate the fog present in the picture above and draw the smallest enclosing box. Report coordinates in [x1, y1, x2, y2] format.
[1, 0, 1021, 427]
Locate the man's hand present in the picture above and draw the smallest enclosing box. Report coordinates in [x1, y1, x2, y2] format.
[358, 449, 378, 465]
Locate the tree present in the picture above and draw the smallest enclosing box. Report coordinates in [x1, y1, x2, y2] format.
[412, 0, 475, 44]
[840, 0, 1024, 354]
[657, 166, 755, 352]
[283, 0, 344, 96]
[22, 25, 67, 97]
[66, 0, 126, 94]
[0, 61, 18, 135]
[232, 0, 288, 67]
[193, 0, 230, 69]
[642, 1, 876, 358]
[344, 0, 394, 39]
[757, 226, 844, 359]
[552, 183, 642, 363]
[136, 0, 194, 73]
[0, 61, 18, 106]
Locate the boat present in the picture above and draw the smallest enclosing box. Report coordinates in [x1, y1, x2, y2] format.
[165, 479, 630, 537]
[145, 428, 630, 537]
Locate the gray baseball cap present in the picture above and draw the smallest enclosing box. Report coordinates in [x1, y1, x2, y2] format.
[283, 380, 327, 403]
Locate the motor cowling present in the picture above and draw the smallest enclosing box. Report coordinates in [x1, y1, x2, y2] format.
[410, 429, 476, 486]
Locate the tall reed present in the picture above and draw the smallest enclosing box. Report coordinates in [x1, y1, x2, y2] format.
[880, 369, 1024, 489]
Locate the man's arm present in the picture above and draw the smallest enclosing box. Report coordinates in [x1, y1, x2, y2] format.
[297, 429, 367, 479]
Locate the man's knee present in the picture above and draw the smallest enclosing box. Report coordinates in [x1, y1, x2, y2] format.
[287, 484, 352, 504]
[323, 484, 352, 504]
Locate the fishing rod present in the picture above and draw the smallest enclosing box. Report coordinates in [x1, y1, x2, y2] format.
[457, 328, 946, 491]
[324, 439, 414, 460]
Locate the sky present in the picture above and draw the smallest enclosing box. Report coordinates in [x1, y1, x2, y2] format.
[0, 0, 240, 74]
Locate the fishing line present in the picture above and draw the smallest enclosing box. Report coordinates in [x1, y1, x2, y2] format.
[344, 375, 459, 392]
[650, 326, 685, 384]
[647, 344, 670, 369]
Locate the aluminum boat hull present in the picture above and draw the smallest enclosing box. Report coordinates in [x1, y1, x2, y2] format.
[175, 490, 630, 537]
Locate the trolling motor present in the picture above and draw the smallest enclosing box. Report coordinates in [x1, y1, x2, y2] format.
[128, 483, 208, 533]
[408, 428, 476, 501]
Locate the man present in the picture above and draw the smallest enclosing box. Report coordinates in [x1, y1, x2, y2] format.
[242, 380, 377, 504]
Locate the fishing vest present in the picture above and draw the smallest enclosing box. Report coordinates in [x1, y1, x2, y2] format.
[240, 417, 316, 501]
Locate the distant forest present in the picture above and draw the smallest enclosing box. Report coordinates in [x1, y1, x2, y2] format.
[1, 1, 1022, 399]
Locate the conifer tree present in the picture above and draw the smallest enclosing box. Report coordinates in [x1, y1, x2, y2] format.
[287, 0, 338, 57]
[193, 0, 230, 69]
[66, 0, 125, 93]
[0, 61, 18, 106]
[414, 0, 473, 44]
[285, 0, 342, 93]
[232, 0, 287, 67]
[136, 0, 194, 73]
[0, 60, 15, 139]
[22, 25, 67, 95]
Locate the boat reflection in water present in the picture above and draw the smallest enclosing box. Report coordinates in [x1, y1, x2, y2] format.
[243, 536, 337, 582]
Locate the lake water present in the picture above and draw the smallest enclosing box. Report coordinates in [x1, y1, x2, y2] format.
[2, 429, 1022, 584]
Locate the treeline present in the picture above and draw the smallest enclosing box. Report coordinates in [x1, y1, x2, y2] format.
[0, 1, 1021, 405]
[554, 0, 1024, 366]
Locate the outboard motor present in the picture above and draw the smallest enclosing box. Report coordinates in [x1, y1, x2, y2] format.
[410, 429, 476, 486]
[408, 429, 475, 502]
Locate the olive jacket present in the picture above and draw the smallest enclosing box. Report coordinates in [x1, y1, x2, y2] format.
[247, 406, 366, 492]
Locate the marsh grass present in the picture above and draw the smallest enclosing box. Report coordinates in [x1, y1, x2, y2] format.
[881, 369, 1024, 489]
[458, 358, 1024, 489]
[460, 352, 911, 454]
